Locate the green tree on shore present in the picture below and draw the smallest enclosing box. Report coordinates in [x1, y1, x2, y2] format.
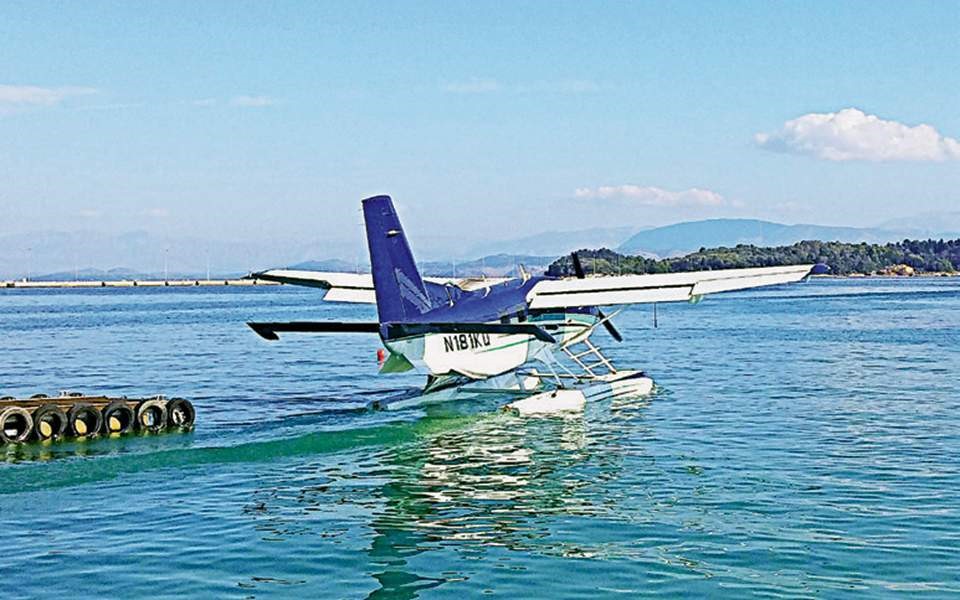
[547, 239, 960, 277]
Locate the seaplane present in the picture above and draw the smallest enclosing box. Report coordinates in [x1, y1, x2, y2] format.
[247, 195, 815, 415]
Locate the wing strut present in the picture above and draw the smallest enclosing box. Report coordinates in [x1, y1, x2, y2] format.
[572, 253, 623, 342]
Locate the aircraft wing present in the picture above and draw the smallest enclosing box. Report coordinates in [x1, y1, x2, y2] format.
[251, 269, 377, 302]
[251, 269, 514, 303]
[525, 264, 815, 309]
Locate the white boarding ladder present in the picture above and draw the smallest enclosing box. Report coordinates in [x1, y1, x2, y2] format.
[561, 337, 617, 378]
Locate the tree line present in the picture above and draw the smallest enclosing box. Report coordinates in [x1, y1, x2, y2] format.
[547, 239, 960, 277]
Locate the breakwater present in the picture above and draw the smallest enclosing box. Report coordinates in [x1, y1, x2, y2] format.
[2, 278, 279, 289]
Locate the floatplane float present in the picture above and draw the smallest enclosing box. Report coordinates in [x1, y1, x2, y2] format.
[248, 196, 815, 416]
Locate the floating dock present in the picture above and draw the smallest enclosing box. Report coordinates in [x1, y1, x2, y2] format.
[0, 392, 195, 443]
[2, 279, 278, 289]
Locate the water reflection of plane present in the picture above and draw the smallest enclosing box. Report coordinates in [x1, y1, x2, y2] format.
[364, 401, 647, 598]
[238, 395, 651, 597]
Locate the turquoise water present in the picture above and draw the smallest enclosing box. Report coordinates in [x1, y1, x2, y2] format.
[1, 279, 959, 598]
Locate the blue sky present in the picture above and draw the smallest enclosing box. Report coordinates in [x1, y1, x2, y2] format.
[2, 1, 959, 255]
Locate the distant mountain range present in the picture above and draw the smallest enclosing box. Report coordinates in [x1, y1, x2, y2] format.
[6, 217, 960, 281]
[463, 227, 642, 259]
[26, 267, 250, 282]
[876, 211, 960, 234]
[0, 230, 360, 281]
[617, 218, 960, 257]
[290, 253, 555, 278]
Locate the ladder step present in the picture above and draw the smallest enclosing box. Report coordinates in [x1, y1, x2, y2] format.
[584, 361, 611, 369]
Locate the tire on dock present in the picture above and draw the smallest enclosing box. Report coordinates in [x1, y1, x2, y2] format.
[135, 398, 167, 432]
[2, 393, 195, 444]
[67, 403, 103, 438]
[166, 398, 195, 429]
[0, 406, 34, 444]
[32, 404, 67, 441]
[102, 401, 135, 435]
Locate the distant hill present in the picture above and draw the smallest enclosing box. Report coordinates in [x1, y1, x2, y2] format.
[27, 267, 252, 282]
[421, 254, 556, 277]
[11, 217, 960, 281]
[290, 254, 556, 278]
[286, 259, 364, 273]
[616, 218, 943, 257]
[876, 211, 960, 236]
[31, 267, 145, 281]
[0, 230, 360, 280]
[465, 227, 641, 259]
[550, 239, 960, 277]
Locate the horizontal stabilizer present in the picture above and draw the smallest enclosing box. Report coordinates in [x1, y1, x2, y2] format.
[247, 268, 511, 303]
[249, 269, 372, 290]
[384, 322, 557, 344]
[247, 321, 380, 340]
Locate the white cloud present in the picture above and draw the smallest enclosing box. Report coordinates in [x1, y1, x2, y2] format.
[755, 108, 960, 162]
[442, 78, 501, 94]
[143, 207, 170, 218]
[0, 84, 97, 114]
[0, 84, 97, 106]
[192, 98, 217, 107]
[574, 185, 728, 207]
[230, 95, 275, 107]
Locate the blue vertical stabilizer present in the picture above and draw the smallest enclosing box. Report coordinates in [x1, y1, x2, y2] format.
[363, 195, 434, 323]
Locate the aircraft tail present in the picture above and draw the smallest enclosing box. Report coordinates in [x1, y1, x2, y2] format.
[362, 195, 434, 323]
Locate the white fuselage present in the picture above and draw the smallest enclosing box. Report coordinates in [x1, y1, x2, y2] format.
[383, 312, 599, 379]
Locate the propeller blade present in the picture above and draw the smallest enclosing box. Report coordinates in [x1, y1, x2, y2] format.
[571, 252, 586, 279]
[596, 309, 623, 342]
[572, 252, 623, 342]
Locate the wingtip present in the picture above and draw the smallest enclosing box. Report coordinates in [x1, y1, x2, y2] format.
[247, 322, 279, 341]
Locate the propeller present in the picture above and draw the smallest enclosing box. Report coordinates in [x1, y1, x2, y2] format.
[571, 252, 623, 342]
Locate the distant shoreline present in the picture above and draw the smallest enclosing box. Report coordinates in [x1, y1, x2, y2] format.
[1, 278, 279, 289]
[817, 272, 959, 279]
[2, 273, 957, 291]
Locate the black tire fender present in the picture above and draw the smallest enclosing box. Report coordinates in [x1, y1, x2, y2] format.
[32, 404, 67, 441]
[135, 398, 167, 432]
[102, 401, 135, 435]
[0, 406, 34, 444]
[166, 398, 195, 429]
[67, 403, 103, 438]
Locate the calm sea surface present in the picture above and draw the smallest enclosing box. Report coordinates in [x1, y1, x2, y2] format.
[1, 278, 959, 598]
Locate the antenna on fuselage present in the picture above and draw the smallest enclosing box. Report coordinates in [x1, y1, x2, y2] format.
[518, 264, 530, 282]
